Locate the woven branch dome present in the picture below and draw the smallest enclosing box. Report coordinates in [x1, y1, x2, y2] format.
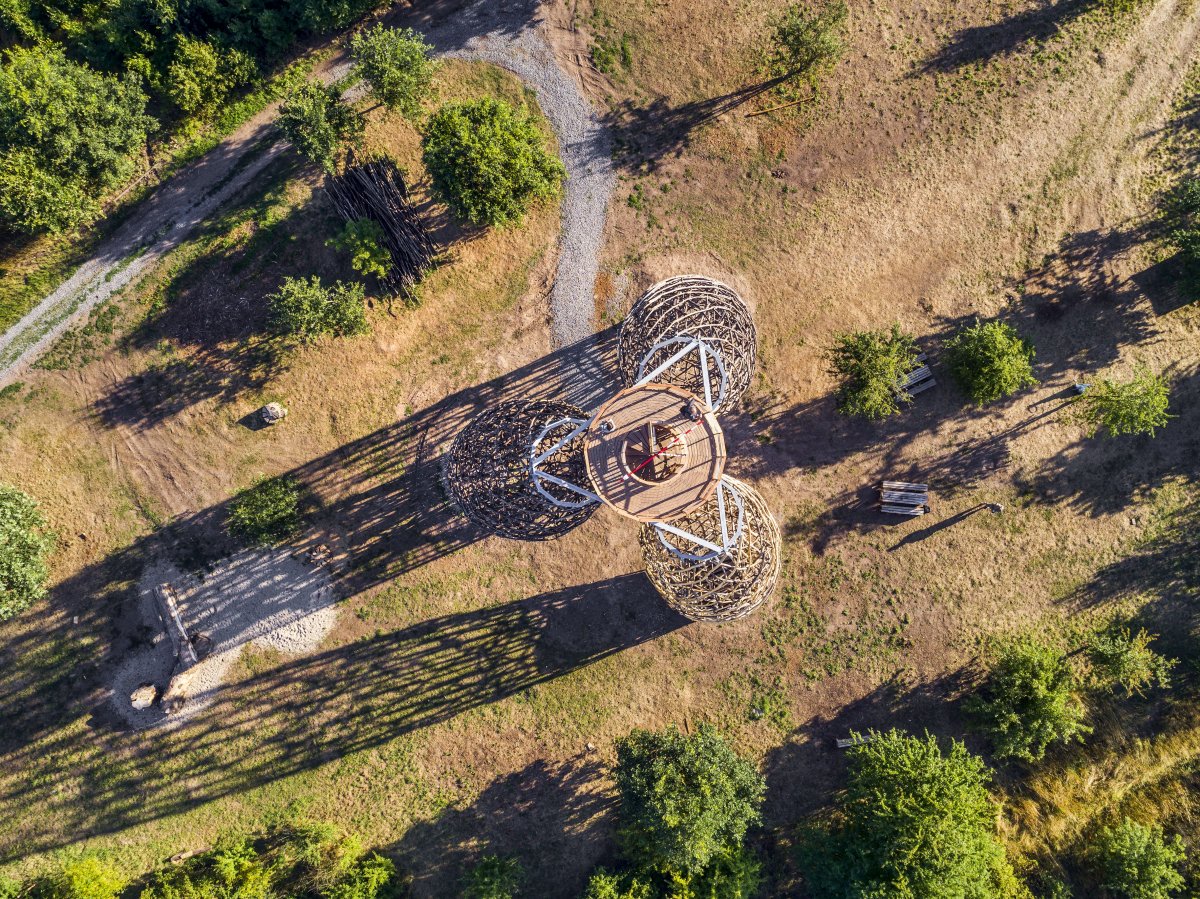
[618, 275, 757, 414]
[639, 477, 781, 622]
[444, 401, 596, 540]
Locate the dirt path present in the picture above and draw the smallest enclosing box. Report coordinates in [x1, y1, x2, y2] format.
[0, 0, 613, 387]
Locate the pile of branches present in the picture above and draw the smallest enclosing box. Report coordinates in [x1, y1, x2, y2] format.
[326, 155, 436, 300]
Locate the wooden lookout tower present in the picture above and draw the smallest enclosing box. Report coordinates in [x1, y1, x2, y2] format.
[445, 276, 781, 622]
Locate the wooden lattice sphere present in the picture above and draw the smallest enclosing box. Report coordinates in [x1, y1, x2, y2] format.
[639, 477, 781, 621]
[444, 401, 596, 540]
[618, 275, 757, 413]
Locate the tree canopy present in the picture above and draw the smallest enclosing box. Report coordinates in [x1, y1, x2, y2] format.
[277, 82, 364, 172]
[763, 0, 849, 88]
[165, 36, 257, 118]
[351, 25, 435, 118]
[614, 725, 765, 878]
[1092, 819, 1186, 899]
[269, 275, 369, 341]
[0, 484, 56, 620]
[0, 46, 154, 233]
[227, 476, 304, 545]
[1074, 368, 1173, 437]
[802, 729, 1026, 899]
[968, 639, 1091, 762]
[826, 325, 919, 420]
[1087, 626, 1175, 696]
[422, 98, 565, 226]
[944, 320, 1037, 404]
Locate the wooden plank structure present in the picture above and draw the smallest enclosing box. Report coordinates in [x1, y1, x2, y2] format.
[897, 352, 936, 397]
[836, 734, 875, 749]
[326, 156, 435, 300]
[878, 480, 929, 516]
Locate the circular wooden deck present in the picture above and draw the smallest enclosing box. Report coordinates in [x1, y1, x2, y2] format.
[584, 383, 725, 523]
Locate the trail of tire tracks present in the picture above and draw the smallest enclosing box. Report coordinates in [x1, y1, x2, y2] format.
[0, 0, 612, 387]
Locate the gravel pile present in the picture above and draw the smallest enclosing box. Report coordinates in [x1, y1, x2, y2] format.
[110, 551, 338, 729]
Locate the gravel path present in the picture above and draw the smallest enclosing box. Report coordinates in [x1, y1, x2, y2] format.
[0, 0, 613, 385]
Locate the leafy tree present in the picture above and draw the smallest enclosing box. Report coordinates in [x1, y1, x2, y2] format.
[278, 82, 364, 172]
[582, 870, 656, 899]
[328, 219, 391, 278]
[324, 854, 401, 899]
[614, 725, 765, 878]
[1092, 819, 1186, 899]
[350, 25, 435, 118]
[1165, 179, 1200, 264]
[1074, 368, 1173, 438]
[0, 46, 154, 232]
[944, 319, 1037, 404]
[1087, 626, 1175, 696]
[165, 36, 257, 118]
[227, 476, 303, 545]
[461, 856, 521, 899]
[763, 1, 848, 88]
[0, 484, 55, 620]
[269, 276, 369, 342]
[26, 859, 123, 899]
[968, 639, 1091, 762]
[826, 325, 919, 420]
[802, 729, 1025, 899]
[422, 98, 565, 226]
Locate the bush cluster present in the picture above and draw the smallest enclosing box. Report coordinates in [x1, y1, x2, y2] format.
[826, 324, 920, 420]
[328, 220, 392, 278]
[763, 0, 849, 90]
[1074, 367, 1173, 438]
[227, 475, 304, 545]
[944, 319, 1037, 404]
[0, 483, 56, 620]
[269, 276, 369, 342]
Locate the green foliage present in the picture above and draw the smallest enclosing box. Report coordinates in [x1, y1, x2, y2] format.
[350, 25, 435, 118]
[227, 476, 303, 545]
[581, 847, 760, 899]
[1092, 819, 1186, 899]
[28, 858, 124, 899]
[269, 276, 369, 342]
[461, 855, 522, 899]
[592, 33, 634, 75]
[166, 36, 257, 118]
[1087, 626, 1175, 696]
[944, 320, 1037, 404]
[614, 725, 765, 878]
[1074, 368, 1173, 438]
[1165, 179, 1200, 264]
[763, 1, 848, 86]
[0, 46, 154, 232]
[969, 639, 1091, 762]
[826, 325, 919, 420]
[328, 219, 391, 278]
[582, 870, 657, 899]
[136, 825, 402, 899]
[802, 729, 1025, 899]
[0, 483, 55, 620]
[278, 82, 364, 172]
[422, 98, 565, 226]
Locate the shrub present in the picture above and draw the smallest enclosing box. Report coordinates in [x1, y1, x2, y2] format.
[278, 82, 364, 172]
[1165, 179, 1200, 264]
[826, 324, 920, 420]
[227, 476, 303, 544]
[422, 98, 565, 226]
[802, 729, 1024, 899]
[323, 853, 401, 899]
[461, 856, 521, 899]
[944, 319, 1037, 404]
[763, 1, 848, 88]
[1092, 819, 1186, 899]
[581, 870, 656, 899]
[269, 276, 369, 342]
[0, 484, 55, 620]
[0, 46, 155, 232]
[1074, 368, 1172, 438]
[328, 219, 391, 278]
[165, 36, 257, 117]
[350, 25, 435, 118]
[968, 639, 1091, 762]
[615, 725, 765, 878]
[1087, 626, 1175, 696]
[29, 859, 123, 899]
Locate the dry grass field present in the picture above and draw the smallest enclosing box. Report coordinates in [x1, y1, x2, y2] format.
[0, 0, 1198, 895]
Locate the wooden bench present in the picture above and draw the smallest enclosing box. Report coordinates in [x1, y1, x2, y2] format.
[896, 353, 936, 398]
[836, 734, 875, 749]
[878, 480, 929, 516]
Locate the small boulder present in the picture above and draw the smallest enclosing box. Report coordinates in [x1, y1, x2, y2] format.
[131, 683, 158, 710]
[260, 402, 288, 425]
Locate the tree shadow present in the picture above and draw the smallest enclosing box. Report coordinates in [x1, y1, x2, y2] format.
[921, 0, 1095, 73]
[1, 574, 683, 860]
[405, 0, 540, 53]
[391, 753, 616, 898]
[603, 79, 785, 172]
